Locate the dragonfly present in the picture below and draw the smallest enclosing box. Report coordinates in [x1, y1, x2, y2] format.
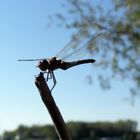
[18, 31, 108, 91]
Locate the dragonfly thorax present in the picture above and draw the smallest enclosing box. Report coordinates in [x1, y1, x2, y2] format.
[38, 59, 49, 71]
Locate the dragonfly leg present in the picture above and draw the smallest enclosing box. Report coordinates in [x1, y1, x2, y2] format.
[46, 70, 53, 81]
[50, 71, 57, 91]
[44, 70, 56, 91]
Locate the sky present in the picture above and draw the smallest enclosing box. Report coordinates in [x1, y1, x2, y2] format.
[0, 0, 140, 134]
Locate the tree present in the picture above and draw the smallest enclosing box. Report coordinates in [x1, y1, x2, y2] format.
[1, 121, 138, 139]
[51, 0, 140, 101]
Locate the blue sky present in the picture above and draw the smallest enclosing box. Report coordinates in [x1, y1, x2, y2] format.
[0, 0, 140, 134]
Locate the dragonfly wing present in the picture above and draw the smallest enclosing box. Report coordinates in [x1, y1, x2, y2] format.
[18, 58, 48, 61]
[55, 30, 90, 60]
[60, 31, 110, 61]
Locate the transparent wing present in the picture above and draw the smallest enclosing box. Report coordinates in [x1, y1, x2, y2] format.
[56, 31, 110, 61]
[55, 30, 89, 60]
[18, 58, 48, 61]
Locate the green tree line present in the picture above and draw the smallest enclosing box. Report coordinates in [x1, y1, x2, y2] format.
[1, 120, 140, 140]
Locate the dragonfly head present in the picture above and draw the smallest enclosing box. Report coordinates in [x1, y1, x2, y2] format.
[38, 59, 49, 71]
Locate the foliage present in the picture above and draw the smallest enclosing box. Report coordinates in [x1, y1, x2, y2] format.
[51, 0, 140, 98]
[1, 120, 139, 140]
[2, 124, 57, 140]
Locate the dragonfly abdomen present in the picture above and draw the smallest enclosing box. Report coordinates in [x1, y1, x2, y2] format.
[60, 59, 96, 70]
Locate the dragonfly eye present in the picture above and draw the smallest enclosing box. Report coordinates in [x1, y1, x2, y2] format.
[38, 59, 49, 71]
